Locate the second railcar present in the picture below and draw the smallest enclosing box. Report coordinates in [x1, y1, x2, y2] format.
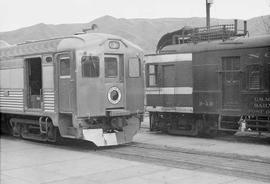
[145, 27, 270, 136]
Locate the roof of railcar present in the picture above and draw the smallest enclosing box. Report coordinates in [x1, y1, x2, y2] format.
[158, 34, 270, 54]
[0, 33, 141, 59]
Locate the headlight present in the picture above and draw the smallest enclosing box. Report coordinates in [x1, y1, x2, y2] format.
[109, 41, 120, 49]
[108, 87, 121, 104]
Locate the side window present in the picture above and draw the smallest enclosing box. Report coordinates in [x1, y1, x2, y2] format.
[222, 56, 240, 71]
[60, 57, 70, 76]
[222, 56, 240, 82]
[247, 65, 262, 90]
[81, 56, 99, 78]
[129, 58, 140, 77]
[148, 64, 158, 87]
[105, 57, 118, 78]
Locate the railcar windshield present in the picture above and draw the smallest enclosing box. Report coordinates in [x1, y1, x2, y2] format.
[81, 56, 99, 77]
[105, 56, 118, 78]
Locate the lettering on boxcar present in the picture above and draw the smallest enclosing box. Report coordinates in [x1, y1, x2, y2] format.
[254, 97, 270, 102]
[248, 97, 270, 115]
[254, 103, 270, 108]
[248, 109, 265, 114]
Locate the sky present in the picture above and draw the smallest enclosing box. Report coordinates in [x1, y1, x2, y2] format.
[0, 0, 269, 32]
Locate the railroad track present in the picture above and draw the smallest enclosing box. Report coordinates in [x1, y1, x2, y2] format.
[2, 134, 270, 182]
[99, 142, 270, 183]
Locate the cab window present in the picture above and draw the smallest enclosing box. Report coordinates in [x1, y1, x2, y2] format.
[105, 57, 118, 78]
[60, 57, 70, 76]
[148, 64, 158, 86]
[81, 56, 99, 77]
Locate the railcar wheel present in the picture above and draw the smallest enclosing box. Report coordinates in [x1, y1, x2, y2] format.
[0, 115, 12, 135]
[149, 112, 157, 131]
[196, 119, 218, 137]
[10, 120, 22, 137]
[47, 122, 58, 142]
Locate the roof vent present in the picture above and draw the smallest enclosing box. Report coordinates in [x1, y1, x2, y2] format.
[74, 32, 85, 35]
[75, 24, 99, 35]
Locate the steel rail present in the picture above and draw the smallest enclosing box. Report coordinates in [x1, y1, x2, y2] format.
[99, 142, 270, 183]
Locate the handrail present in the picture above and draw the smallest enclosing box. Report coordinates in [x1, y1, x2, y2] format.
[176, 21, 248, 44]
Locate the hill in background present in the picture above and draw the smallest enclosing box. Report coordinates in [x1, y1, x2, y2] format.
[0, 15, 269, 53]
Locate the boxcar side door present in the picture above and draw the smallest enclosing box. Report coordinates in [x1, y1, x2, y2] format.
[222, 56, 241, 109]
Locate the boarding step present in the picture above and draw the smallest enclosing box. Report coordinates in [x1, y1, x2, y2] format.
[218, 115, 240, 131]
[106, 109, 131, 116]
[245, 116, 270, 132]
[21, 131, 48, 142]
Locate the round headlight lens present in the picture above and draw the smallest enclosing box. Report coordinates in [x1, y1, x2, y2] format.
[108, 87, 121, 104]
[110, 90, 119, 101]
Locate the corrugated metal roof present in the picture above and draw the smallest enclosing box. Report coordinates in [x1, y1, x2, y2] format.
[0, 38, 63, 58]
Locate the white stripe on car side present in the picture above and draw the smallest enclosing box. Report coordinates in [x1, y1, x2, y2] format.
[146, 87, 193, 95]
[146, 106, 193, 113]
[145, 53, 192, 63]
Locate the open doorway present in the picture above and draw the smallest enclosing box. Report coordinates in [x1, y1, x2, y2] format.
[25, 57, 42, 109]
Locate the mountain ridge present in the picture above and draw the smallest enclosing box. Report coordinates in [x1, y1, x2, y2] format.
[1, 15, 269, 53]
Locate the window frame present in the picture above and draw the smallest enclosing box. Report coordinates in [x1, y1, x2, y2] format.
[104, 55, 119, 78]
[59, 56, 71, 78]
[221, 56, 241, 84]
[147, 64, 158, 87]
[81, 56, 100, 78]
[221, 56, 240, 72]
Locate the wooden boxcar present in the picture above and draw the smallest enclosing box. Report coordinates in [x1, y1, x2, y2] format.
[145, 25, 270, 135]
[0, 33, 144, 146]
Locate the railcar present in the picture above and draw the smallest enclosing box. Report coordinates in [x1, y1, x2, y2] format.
[0, 32, 144, 146]
[145, 21, 270, 135]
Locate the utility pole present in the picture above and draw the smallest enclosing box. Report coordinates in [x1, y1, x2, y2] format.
[206, 0, 213, 29]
